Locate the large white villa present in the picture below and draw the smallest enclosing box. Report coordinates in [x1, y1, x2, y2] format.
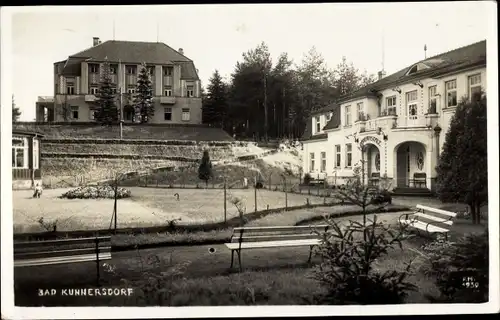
[301, 40, 486, 194]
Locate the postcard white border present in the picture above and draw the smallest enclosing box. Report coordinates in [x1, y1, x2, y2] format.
[1, 3, 499, 318]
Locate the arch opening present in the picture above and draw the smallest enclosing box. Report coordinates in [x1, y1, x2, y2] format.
[394, 141, 427, 188]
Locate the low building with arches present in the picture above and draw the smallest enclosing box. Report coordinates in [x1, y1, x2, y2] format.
[301, 40, 486, 194]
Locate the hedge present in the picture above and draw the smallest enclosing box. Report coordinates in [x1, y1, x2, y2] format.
[42, 138, 253, 147]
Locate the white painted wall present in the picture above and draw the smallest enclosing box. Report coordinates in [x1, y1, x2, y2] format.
[302, 66, 487, 190]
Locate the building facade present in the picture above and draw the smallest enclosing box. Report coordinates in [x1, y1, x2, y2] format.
[301, 40, 486, 193]
[36, 37, 202, 124]
[12, 131, 43, 190]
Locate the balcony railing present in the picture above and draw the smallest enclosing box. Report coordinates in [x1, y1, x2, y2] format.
[160, 96, 176, 104]
[85, 94, 97, 102]
[398, 116, 427, 127]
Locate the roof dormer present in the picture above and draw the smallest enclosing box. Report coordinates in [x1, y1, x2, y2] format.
[406, 62, 430, 76]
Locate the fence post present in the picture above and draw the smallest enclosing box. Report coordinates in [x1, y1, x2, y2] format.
[254, 173, 257, 213]
[284, 176, 288, 211]
[95, 237, 100, 286]
[113, 178, 118, 233]
[224, 177, 227, 224]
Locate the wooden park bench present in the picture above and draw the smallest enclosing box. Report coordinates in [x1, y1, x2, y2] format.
[412, 172, 427, 188]
[225, 225, 329, 271]
[14, 236, 112, 285]
[399, 204, 457, 240]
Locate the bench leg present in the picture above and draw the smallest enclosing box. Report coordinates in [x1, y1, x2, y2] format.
[307, 245, 313, 263]
[237, 250, 242, 272]
[230, 250, 235, 269]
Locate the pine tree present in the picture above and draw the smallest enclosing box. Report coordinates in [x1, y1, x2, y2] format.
[94, 61, 119, 126]
[12, 95, 21, 122]
[134, 63, 154, 123]
[436, 93, 487, 224]
[198, 150, 213, 188]
[203, 70, 227, 127]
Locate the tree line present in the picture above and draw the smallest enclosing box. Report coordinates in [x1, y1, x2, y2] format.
[201, 42, 377, 140]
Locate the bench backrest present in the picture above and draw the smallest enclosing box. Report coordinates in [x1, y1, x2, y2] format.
[230, 225, 329, 243]
[371, 172, 380, 178]
[14, 236, 112, 265]
[414, 173, 427, 180]
[415, 204, 457, 227]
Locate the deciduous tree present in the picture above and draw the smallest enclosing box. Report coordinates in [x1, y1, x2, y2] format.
[12, 95, 21, 122]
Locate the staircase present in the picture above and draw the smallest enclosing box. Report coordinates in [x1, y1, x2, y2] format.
[391, 187, 435, 197]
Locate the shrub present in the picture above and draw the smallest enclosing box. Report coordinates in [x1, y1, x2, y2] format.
[420, 230, 489, 303]
[311, 215, 417, 304]
[60, 185, 132, 199]
[303, 173, 312, 185]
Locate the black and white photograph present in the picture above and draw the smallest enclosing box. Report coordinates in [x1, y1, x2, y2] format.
[1, 2, 498, 318]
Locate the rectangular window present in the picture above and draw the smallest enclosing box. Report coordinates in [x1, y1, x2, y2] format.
[127, 88, 136, 94]
[90, 87, 99, 95]
[445, 79, 457, 107]
[356, 102, 364, 120]
[164, 86, 173, 96]
[406, 90, 418, 102]
[406, 90, 418, 119]
[385, 96, 397, 116]
[12, 137, 28, 168]
[110, 65, 117, 74]
[66, 85, 75, 95]
[182, 108, 190, 121]
[126, 65, 137, 75]
[33, 139, 39, 170]
[428, 86, 437, 113]
[335, 145, 341, 168]
[89, 64, 99, 73]
[71, 106, 79, 119]
[320, 151, 326, 172]
[187, 85, 194, 97]
[164, 107, 172, 121]
[345, 105, 351, 126]
[346, 143, 352, 168]
[163, 66, 173, 76]
[315, 116, 321, 133]
[309, 153, 315, 172]
[468, 74, 482, 101]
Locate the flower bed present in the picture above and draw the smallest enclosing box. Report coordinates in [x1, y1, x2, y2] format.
[60, 185, 132, 199]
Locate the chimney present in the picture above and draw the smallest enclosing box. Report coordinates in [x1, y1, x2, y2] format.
[93, 37, 100, 46]
[178, 48, 184, 55]
[378, 70, 386, 80]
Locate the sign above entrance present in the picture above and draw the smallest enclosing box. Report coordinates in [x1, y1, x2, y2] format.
[360, 136, 382, 147]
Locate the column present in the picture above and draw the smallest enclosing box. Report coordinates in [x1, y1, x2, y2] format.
[427, 131, 438, 191]
[80, 62, 89, 94]
[155, 66, 162, 96]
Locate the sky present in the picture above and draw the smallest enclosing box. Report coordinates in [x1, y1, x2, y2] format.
[4, 2, 495, 121]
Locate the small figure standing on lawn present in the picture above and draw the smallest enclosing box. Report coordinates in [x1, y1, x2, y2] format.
[198, 150, 213, 189]
[33, 183, 43, 198]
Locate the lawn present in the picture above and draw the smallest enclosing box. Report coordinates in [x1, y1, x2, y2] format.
[13, 187, 328, 233]
[13, 199, 488, 306]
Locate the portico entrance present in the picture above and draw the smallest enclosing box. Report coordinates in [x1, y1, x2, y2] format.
[395, 141, 427, 188]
